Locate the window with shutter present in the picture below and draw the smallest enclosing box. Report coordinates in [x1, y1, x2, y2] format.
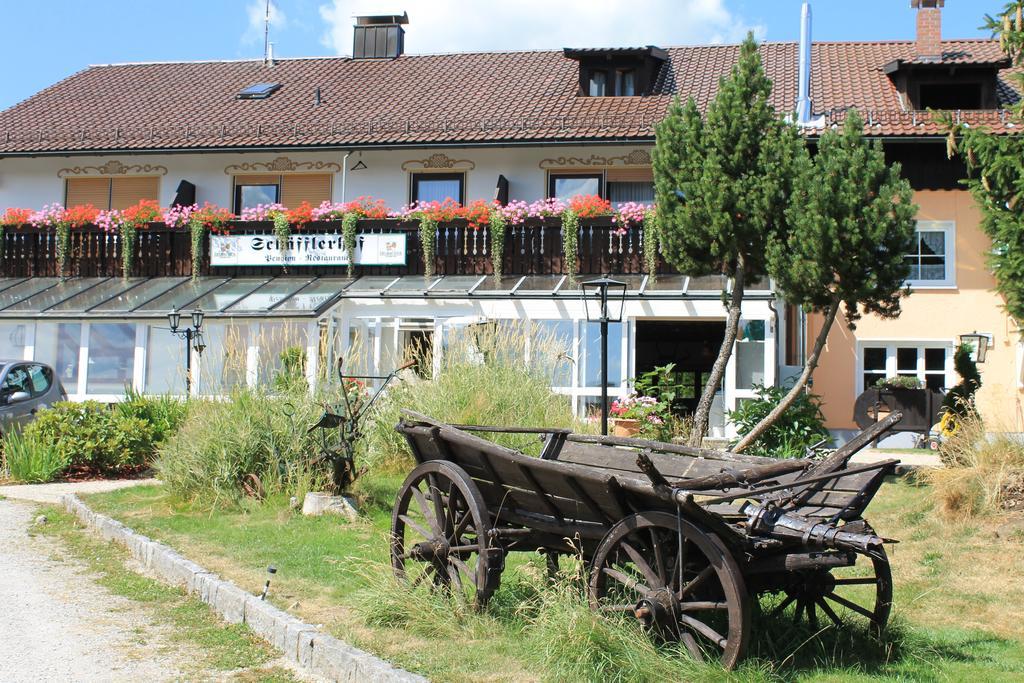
[65, 176, 159, 210]
[281, 174, 332, 208]
[110, 176, 159, 210]
[65, 178, 111, 209]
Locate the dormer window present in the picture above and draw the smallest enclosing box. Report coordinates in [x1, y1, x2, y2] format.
[918, 82, 982, 110]
[564, 46, 667, 97]
[616, 70, 636, 96]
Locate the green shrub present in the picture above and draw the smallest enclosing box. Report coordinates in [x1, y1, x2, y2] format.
[727, 383, 831, 458]
[154, 385, 332, 506]
[1, 429, 69, 483]
[875, 375, 923, 390]
[24, 401, 154, 473]
[364, 322, 581, 472]
[116, 388, 188, 445]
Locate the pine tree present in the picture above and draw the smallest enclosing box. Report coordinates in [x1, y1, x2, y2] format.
[733, 110, 917, 452]
[653, 34, 805, 446]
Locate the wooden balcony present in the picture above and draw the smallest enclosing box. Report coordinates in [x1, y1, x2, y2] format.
[0, 218, 672, 279]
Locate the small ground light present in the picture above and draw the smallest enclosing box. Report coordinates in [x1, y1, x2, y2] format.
[261, 565, 277, 600]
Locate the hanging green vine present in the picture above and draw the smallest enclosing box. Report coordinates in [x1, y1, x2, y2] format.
[643, 207, 659, 283]
[341, 211, 359, 278]
[189, 218, 205, 282]
[561, 208, 579, 286]
[489, 209, 507, 284]
[55, 223, 71, 278]
[272, 211, 291, 253]
[420, 216, 438, 278]
[120, 222, 137, 279]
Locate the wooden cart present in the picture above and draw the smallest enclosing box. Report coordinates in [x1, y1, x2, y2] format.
[390, 410, 902, 669]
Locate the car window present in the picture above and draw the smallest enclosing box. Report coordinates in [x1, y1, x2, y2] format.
[27, 364, 53, 395]
[1, 365, 31, 396]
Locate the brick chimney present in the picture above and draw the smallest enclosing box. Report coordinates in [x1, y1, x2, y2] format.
[912, 0, 944, 61]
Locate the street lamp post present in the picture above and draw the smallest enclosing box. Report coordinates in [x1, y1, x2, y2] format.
[582, 277, 627, 436]
[167, 308, 206, 393]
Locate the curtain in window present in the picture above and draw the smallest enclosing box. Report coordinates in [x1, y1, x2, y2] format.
[414, 178, 462, 203]
[608, 181, 655, 203]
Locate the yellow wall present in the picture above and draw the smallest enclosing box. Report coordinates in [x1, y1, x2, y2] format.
[811, 189, 1024, 431]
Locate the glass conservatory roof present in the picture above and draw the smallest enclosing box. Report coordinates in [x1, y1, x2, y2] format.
[0, 274, 771, 319]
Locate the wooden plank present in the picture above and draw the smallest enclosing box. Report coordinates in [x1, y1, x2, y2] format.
[566, 432, 780, 465]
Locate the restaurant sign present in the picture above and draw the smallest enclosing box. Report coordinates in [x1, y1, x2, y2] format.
[210, 233, 407, 267]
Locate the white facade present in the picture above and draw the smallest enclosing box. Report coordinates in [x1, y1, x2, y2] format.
[0, 142, 782, 436]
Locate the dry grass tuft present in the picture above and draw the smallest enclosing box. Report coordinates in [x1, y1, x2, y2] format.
[928, 411, 1024, 518]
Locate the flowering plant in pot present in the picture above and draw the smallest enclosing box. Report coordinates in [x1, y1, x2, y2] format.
[393, 198, 464, 278]
[0, 208, 32, 261]
[609, 393, 672, 440]
[314, 197, 390, 276]
[184, 203, 234, 280]
[30, 203, 99, 277]
[98, 200, 163, 278]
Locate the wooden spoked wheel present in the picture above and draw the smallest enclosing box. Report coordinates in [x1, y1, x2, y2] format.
[762, 545, 893, 635]
[390, 460, 498, 607]
[589, 512, 751, 670]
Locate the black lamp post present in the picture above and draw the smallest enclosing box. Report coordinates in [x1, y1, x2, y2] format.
[582, 276, 626, 436]
[167, 307, 206, 393]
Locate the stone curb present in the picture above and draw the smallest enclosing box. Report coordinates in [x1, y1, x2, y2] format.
[60, 493, 426, 683]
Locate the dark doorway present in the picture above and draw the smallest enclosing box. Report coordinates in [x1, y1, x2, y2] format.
[634, 321, 725, 415]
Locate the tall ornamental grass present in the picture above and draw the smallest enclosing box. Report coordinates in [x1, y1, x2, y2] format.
[155, 385, 336, 507]
[364, 321, 581, 472]
[0, 429, 69, 483]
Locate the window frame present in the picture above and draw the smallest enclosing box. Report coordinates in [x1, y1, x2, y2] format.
[856, 341, 954, 396]
[547, 172, 605, 200]
[233, 180, 281, 215]
[905, 220, 956, 289]
[409, 172, 466, 205]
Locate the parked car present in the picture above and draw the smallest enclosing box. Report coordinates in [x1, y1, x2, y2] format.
[0, 361, 67, 435]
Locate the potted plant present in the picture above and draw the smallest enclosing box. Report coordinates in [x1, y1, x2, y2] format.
[609, 394, 671, 439]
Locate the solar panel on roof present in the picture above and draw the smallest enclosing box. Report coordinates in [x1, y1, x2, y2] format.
[237, 82, 281, 100]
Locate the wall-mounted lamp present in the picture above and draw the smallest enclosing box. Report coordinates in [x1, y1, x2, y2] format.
[959, 331, 992, 363]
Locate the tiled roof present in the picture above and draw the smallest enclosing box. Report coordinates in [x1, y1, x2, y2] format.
[0, 39, 1019, 154]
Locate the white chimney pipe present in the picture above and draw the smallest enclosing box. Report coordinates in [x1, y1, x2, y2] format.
[797, 3, 812, 124]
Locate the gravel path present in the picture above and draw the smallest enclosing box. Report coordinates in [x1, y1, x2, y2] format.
[0, 497, 193, 682]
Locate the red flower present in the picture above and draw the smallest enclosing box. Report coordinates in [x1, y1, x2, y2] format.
[460, 199, 494, 231]
[63, 204, 100, 228]
[121, 199, 162, 228]
[0, 207, 32, 227]
[286, 201, 314, 228]
[568, 194, 612, 218]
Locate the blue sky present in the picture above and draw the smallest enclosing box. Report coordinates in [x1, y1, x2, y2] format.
[0, 1, 1007, 111]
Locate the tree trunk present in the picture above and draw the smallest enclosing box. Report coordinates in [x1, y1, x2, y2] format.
[688, 263, 746, 447]
[732, 296, 841, 453]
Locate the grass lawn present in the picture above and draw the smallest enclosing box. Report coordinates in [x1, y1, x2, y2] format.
[82, 474, 1024, 682]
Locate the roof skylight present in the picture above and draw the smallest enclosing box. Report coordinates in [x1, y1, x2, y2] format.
[237, 82, 281, 100]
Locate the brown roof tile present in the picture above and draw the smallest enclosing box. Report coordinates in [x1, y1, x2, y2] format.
[0, 39, 1018, 154]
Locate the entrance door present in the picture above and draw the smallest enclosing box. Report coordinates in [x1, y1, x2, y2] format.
[633, 321, 726, 415]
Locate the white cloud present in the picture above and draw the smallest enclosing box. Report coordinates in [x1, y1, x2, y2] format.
[244, 0, 288, 45]
[318, 0, 763, 56]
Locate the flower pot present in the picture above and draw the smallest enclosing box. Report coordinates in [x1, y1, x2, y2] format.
[612, 418, 641, 437]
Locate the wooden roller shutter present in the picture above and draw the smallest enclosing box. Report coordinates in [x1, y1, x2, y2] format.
[606, 167, 653, 182]
[110, 176, 160, 210]
[281, 174, 332, 208]
[234, 174, 281, 186]
[65, 178, 111, 209]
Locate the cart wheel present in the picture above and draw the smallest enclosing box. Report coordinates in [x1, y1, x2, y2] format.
[391, 460, 499, 607]
[589, 512, 750, 670]
[762, 543, 892, 635]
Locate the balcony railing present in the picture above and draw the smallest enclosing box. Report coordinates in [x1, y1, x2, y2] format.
[0, 217, 673, 279]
